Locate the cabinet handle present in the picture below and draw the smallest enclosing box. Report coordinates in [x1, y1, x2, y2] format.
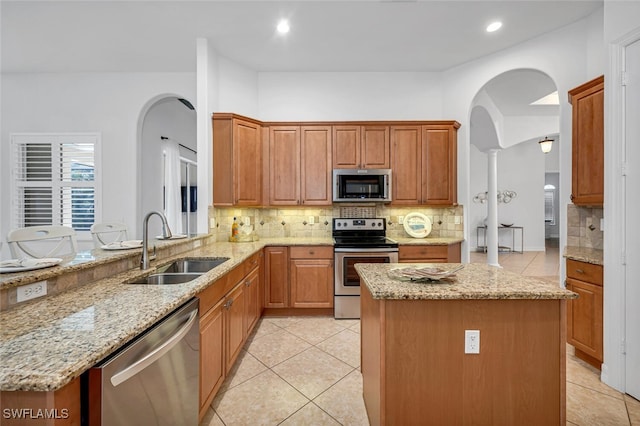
[309, 250, 315, 255]
[575, 269, 585, 274]
[570, 194, 574, 201]
[245, 279, 251, 287]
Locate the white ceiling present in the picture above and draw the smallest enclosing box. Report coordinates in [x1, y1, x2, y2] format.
[1, 0, 603, 74]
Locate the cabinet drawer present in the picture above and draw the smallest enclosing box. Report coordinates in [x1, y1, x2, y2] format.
[290, 246, 333, 259]
[399, 245, 448, 260]
[566, 259, 603, 285]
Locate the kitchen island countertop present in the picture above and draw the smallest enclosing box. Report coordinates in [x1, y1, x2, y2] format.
[356, 262, 576, 300]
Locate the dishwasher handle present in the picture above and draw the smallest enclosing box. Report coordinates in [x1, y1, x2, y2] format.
[110, 308, 198, 387]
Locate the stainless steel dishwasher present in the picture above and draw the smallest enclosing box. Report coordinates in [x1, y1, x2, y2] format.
[86, 298, 199, 425]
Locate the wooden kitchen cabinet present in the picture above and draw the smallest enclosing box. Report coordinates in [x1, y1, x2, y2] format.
[269, 126, 332, 206]
[333, 125, 389, 169]
[199, 298, 225, 417]
[269, 126, 301, 205]
[391, 123, 459, 205]
[224, 281, 246, 373]
[569, 76, 604, 206]
[264, 246, 289, 308]
[566, 259, 603, 368]
[289, 246, 334, 308]
[398, 243, 461, 263]
[213, 114, 263, 206]
[197, 252, 262, 419]
[243, 265, 261, 337]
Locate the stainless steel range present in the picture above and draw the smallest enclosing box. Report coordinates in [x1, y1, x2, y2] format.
[333, 218, 398, 319]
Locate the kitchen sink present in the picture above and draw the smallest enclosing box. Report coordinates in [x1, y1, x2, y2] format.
[127, 273, 202, 285]
[156, 257, 230, 274]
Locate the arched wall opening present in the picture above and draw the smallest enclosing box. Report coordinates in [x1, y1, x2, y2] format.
[136, 94, 197, 238]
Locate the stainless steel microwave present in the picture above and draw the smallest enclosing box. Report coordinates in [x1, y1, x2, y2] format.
[332, 169, 392, 203]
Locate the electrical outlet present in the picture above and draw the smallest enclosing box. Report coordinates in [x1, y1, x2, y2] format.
[209, 218, 216, 228]
[465, 330, 480, 354]
[308, 216, 315, 224]
[454, 216, 461, 224]
[17, 281, 47, 302]
[600, 218, 605, 231]
[398, 215, 404, 224]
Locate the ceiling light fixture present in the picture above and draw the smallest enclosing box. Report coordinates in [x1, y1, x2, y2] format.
[539, 136, 553, 154]
[486, 21, 502, 33]
[276, 19, 290, 34]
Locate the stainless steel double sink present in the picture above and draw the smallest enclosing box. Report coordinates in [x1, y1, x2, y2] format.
[127, 257, 230, 285]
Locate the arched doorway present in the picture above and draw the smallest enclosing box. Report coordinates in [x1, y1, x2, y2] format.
[468, 69, 559, 263]
[137, 95, 197, 238]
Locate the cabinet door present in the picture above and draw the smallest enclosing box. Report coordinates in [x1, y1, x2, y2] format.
[234, 119, 262, 205]
[422, 125, 457, 205]
[332, 125, 361, 168]
[270, 126, 301, 205]
[391, 126, 422, 205]
[290, 258, 334, 308]
[200, 299, 225, 416]
[225, 282, 246, 372]
[243, 266, 260, 337]
[264, 246, 289, 308]
[301, 126, 332, 205]
[566, 278, 603, 362]
[361, 126, 390, 169]
[212, 116, 234, 206]
[569, 76, 604, 206]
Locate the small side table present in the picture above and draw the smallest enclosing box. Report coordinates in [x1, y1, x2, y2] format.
[476, 225, 524, 253]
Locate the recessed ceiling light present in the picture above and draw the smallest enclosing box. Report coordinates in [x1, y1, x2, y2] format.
[530, 91, 560, 106]
[486, 21, 502, 33]
[277, 19, 290, 34]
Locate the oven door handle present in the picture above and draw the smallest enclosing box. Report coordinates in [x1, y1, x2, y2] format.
[334, 248, 399, 253]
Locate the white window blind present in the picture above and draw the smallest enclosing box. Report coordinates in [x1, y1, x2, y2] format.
[11, 134, 100, 235]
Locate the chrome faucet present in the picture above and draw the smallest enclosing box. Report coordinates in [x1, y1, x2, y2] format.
[141, 211, 173, 270]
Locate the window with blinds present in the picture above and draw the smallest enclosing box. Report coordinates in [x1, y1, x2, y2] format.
[11, 134, 100, 234]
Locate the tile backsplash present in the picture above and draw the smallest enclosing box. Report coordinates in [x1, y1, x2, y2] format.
[211, 205, 464, 241]
[567, 204, 603, 250]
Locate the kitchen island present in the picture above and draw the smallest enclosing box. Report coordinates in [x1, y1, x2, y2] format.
[356, 263, 577, 426]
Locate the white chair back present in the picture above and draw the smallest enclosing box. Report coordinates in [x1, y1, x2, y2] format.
[7, 225, 78, 259]
[90, 222, 129, 248]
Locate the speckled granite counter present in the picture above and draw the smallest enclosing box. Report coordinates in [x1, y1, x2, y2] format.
[355, 263, 577, 300]
[0, 237, 332, 392]
[392, 237, 464, 245]
[563, 246, 603, 265]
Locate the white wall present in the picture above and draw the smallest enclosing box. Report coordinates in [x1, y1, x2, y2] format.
[0, 72, 195, 254]
[469, 141, 546, 251]
[441, 11, 604, 262]
[218, 57, 259, 117]
[258, 72, 443, 121]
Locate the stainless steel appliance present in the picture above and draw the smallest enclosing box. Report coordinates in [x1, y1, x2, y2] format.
[332, 169, 392, 203]
[333, 218, 398, 319]
[86, 298, 199, 425]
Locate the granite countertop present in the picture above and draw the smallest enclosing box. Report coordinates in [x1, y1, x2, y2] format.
[0, 237, 332, 392]
[563, 246, 603, 266]
[355, 263, 577, 301]
[392, 237, 464, 245]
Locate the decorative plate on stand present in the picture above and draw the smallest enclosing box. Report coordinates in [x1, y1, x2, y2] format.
[403, 212, 432, 238]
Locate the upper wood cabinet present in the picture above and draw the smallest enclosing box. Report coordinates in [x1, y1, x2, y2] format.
[391, 123, 458, 205]
[333, 125, 390, 169]
[269, 125, 332, 206]
[569, 76, 604, 206]
[212, 114, 262, 206]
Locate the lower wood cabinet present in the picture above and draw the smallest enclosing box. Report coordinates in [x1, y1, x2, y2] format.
[199, 298, 225, 417]
[565, 259, 603, 368]
[198, 254, 262, 419]
[289, 246, 334, 308]
[398, 243, 461, 263]
[264, 246, 289, 308]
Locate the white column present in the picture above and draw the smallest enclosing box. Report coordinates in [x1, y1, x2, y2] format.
[487, 149, 500, 267]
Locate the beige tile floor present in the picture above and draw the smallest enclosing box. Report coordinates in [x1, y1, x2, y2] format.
[201, 246, 640, 426]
